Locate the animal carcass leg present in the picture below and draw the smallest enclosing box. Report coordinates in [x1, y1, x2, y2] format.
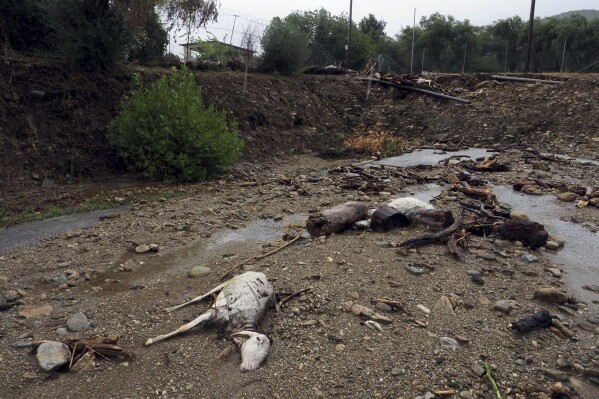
[144, 309, 215, 346]
[165, 282, 228, 313]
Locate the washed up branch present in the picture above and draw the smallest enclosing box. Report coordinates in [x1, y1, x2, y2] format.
[491, 75, 564, 85]
[399, 221, 470, 249]
[356, 77, 471, 104]
[220, 228, 303, 279]
[483, 362, 502, 399]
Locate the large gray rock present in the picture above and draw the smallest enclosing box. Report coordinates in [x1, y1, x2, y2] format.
[67, 312, 91, 332]
[36, 342, 71, 371]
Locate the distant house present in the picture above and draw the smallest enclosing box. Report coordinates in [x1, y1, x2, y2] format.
[180, 41, 256, 63]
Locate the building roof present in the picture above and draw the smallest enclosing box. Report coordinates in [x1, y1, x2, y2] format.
[180, 41, 256, 54]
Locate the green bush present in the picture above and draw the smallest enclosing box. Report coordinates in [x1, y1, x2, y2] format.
[47, 0, 131, 71]
[261, 17, 309, 75]
[108, 69, 243, 182]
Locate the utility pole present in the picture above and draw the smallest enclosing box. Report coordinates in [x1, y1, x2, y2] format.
[560, 39, 567, 73]
[410, 8, 416, 74]
[461, 43, 467, 74]
[524, 0, 536, 72]
[421, 46, 426, 73]
[229, 15, 238, 54]
[347, 0, 353, 68]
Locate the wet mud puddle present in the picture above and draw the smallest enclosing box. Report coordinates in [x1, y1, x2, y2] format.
[81, 214, 305, 295]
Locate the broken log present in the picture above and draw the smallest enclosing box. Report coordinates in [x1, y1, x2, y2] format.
[414, 209, 455, 230]
[452, 184, 496, 204]
[306, 201, 368, 236]
[370, 204, 410, 232]
[472, 157, 509, 172]
[499, 219, 548, 249]
[356, 77, 471, 104]
[491, 75, 565, 85]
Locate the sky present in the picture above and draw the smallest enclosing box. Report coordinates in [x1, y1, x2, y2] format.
[168, 0, 598, 56]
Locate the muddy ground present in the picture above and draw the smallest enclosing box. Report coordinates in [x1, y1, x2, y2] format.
[1, 60, 599, 399]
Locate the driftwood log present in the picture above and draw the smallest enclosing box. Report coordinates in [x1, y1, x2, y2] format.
[399, 221, 467, 249]
[306, 201, 368, 236]
[499, 219, 548, 249]
[414, 209, 455, 230]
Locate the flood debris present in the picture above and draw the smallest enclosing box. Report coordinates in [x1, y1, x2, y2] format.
[499, 220, 548, 249]
[491, 75, 565, 85]
[511, 310, 552, 333]
[306, 201, 368, 236]
[145, 271, 275, 372]
[32, 336, 129, 373]
[550, 383, 582, 399]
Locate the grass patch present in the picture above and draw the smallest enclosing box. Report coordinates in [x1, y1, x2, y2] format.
[0, 189, 186, 229]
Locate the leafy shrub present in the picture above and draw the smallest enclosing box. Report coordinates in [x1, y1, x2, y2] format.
[109, 69, 243, 182]
[261, 17, 309, 75]
[47, 0, 131, 71]
[128, 8, 168, 63]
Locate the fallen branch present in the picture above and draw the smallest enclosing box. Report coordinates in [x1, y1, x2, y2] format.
[220, 229, 303, 279]
[399, 221, 469, 249]
[447, 234, 465, 262]
[278, 288, 311, 307]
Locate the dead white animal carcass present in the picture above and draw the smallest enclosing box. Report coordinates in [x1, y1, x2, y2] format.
[386, 197, 454, 230]
[145, 271, 275, 372]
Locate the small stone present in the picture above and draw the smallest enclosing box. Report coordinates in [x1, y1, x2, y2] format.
[510, 210, 530, 221]
[494, 300, 514, 314]
[71, 351, 95, 373]
[558, 192, 578, 202]
[405, 264, 424, 276]
[440, 337, 459, 349]
[0, 276, 8, 284]
[391, 367, 402, 376]
[375, 302, 393, 312]
[521, 253, 538, 263]
[36, 342, 71, 371]
[434, 296, 455, 315]
[547, 267, 562, 277]
[545, 241, 560, 250]
[547, 233, 565, 247]
[67, 312, 91, 332]
[471, 362, 485, 377]
[533, 288, 568, 304]
[335, 343, 345, 351]
[149, 244, 160, 252]
[417, 304, 431, 314]
[471, 274, 485, 286]
[56, 327, 68, 336]
[476, 253, 497, 262]
[557, 357, 571, 368]
[466, 269, 481, 276]
[135, 245, 151, 254]
[460, 391, 475, 399]
[541, 368, 570, 382]
[187, 266, 212, 278]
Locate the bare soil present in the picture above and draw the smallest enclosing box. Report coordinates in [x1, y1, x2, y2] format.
[1, 57, 599, 399]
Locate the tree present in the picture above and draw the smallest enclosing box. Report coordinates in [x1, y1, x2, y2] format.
[240, 24, 259, 94]
[261, 17, 309, 75]
[160, 0, 219, 46]
[359, 14, 387, 39]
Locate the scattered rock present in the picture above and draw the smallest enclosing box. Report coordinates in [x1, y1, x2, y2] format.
[558, 192, 578, 202]
[541, 368, 570, 382]
[471, 362, 485, 377]
[510, 210, 530, 221]
[521, 253, 538, 263]
[494, 300, 515, 314]
[71, 351, 95, 373]
[135, 245, 151, 254]
[0, 276, 9, 284]
[434, 296, 455, 315]
[439, 336, 459, 349]
[545, 241, 560, 250]
[19, 304, 52, 319]
[67, 312, 91, 332]
[36, 342, 71, 372]
[149, 244, 160, 252]
[547, 267, 562, 277]
[547, 233, 565, 247]
[56, 327, 68, 336]
[187, 266, 212, 278]
[533, 288, 568, 304]
[405, 264, 424, 276]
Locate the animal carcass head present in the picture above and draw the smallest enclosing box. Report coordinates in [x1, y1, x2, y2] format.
[232, 331, 271, 372]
